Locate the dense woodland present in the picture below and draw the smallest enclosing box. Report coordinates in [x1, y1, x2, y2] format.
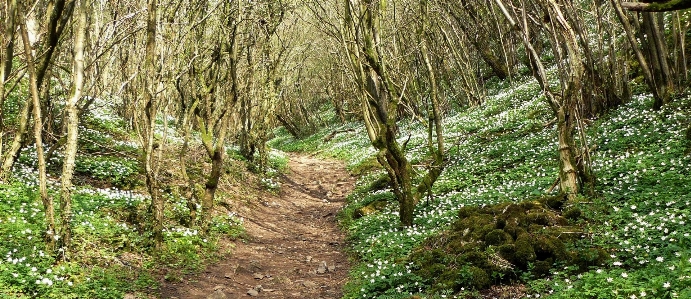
[0, 0, 690, 298]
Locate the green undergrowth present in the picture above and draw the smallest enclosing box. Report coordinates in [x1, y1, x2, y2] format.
[0, 105, 249, 298]
[271, 76, 691, 298]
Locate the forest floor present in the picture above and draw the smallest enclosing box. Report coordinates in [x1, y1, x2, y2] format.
[160, 154, 355, 299]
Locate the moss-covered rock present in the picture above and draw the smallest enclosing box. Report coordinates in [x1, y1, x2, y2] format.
[485, 229, 512, 246]
[514, 233, 536, 266]
[464, 266, 491, 290]
[543, 193, 567, 209]
[410, 196, 602, 294]
[532, 260, 553, 278]
[524, 212, 550, 226]
[498, 244, 516, 263]
[458, 205, 480, 218]
[563, 207, 582, 221]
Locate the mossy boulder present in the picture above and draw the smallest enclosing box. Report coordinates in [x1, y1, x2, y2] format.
[498, 244, 516, 263]
[462, 266, 491, 290]
[410, 196, 600, 294]
[524, 212, 550, 226]
[532, 260, 553, 278]
[563, 207, 582, 221]
[485, 229, 512, 246]
[458, 206, 480, 218]
[514, 234, 536, 266]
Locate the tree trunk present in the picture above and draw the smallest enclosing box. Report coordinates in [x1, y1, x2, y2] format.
[202, 148, 223, 230]
[59, 0, 87, 255]
[495, 0, 583, 200]
[611, 0, 666, 109]
[446, 6, 508, 80]
[556, 107, 579, 197]
[1, 99, 30, 179]
[19, 13, 54, 248]
[141, 0, 163, 249]
[0, 0, 17, 139]
[1, 0, 73, 179]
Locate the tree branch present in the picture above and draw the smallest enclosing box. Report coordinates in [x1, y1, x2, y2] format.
[621, 0, 691, 12]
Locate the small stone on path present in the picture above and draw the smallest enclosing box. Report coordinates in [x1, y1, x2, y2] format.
[302, 281, 318, 288]
[317, 261, 328, 274]
[247, 289, 259, 296]
[253, 273, 264, 280]
[207, 289, 227, 299]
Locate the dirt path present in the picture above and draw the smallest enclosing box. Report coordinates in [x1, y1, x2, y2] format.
[160, 154, 355, 299]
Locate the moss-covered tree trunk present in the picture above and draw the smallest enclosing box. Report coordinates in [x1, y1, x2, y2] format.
[139, 0, 164, 249]
[341, 0, 445, 227]
[201, 146, 225, 230]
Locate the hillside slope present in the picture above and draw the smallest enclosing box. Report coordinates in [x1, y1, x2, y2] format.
[271, 77, 691, 298]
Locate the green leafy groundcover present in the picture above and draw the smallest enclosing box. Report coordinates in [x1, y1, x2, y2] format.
[0, 110, 249, 298]
[271, 77, 691, 298]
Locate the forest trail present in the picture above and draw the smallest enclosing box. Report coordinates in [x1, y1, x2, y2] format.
[160, 154, 355, 299]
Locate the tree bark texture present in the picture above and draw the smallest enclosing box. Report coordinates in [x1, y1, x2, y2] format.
[19, 10, 54, 248]
[59, 0, 87, 255]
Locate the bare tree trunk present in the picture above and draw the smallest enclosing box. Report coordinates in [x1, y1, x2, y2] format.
[59, 0, 87, 256]
[19, 11, 54, 248]
[201, 132, 226, 230]
[0, 0, 17, 142]
[446, 4, 508, 80]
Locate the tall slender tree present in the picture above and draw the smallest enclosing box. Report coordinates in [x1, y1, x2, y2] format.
[59, 0, 88, 255]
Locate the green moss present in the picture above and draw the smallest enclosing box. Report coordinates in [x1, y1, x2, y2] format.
[353, 200, 388, 219]
[519, 200, 541, 210]
[514, 234, 536, 266]
[411, 196, 602, 294]
[563, 207, 582, 221]
[458, 206, 480, 218]
[532, 260, 552, 278]
[485, 229, 511, 246]
[498, 244, 516, 263]
[365, 173, 390, 192]
[495, 218, 507, 229]
[525, 212, 550, 226]
[543, 193, 567, 209]
[465, 266, 491, 289]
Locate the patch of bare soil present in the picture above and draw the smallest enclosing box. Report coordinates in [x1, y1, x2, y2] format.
[160, 154, 355, 299]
